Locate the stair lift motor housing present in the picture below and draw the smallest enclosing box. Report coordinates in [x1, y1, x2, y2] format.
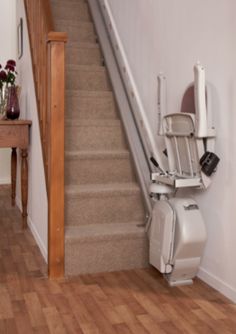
[149, 198, 207, 286]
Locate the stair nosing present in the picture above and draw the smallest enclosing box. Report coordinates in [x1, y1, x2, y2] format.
[65, 149, 130, 159]
[67, 64, 107, 72]
[66, 42, 100, 50]
[66, 90, 114, 98]
[65, 182, 141, 197]
[65, 222, 146, 242]
[55, 19, 94, 28]
[65, 119, 121, 127]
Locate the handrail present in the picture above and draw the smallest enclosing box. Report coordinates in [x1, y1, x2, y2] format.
[24, 0, 67, 278]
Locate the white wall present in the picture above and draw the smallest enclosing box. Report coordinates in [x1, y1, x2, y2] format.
[15, 0, 48, 261]
[0, 0, 17, 184]
[105, 0, 236, 301]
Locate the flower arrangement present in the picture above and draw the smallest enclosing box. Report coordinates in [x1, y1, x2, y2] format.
[0, 59, 17, 119]
[0, 59, 17, 88]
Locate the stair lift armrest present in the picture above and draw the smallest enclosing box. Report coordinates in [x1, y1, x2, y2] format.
[195, 127, 216, 139]
[194, 63, 208, 137]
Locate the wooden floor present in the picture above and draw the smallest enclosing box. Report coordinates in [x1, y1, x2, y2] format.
[0, 186, 236, 334]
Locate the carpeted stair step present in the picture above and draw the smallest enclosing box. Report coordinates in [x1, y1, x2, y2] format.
[65, 222, 149, 275]
[66, 90, 118, 120]
[65, 119, 127, 150]
[66, 65, 111, 91]
[65, 150, 136, 185]
[66, 43, 102, 66]
[54, 20, 96, 43]
[50, 1, 91, 22]
[65, 183, 145, 226]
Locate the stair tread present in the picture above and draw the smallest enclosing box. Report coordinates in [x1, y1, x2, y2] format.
[65, 222, 146, 241]
[65, 150, 130, 159]
[66, 182, 141, 196]
[51, 1, 89, 8]
[66, 42, 100, 49]
[55, 19, 93, 28]
[67, 64, 106, 72]
[66, 119, 121, 127]
[66, 90, 114, 98]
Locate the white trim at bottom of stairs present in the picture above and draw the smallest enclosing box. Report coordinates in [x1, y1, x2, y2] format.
[0, 177, 11, 185]
[16, 195, 48, 263]
[198, 267, 236, 303]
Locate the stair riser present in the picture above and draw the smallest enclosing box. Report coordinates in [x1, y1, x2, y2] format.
[66, 94, 118, 120]
[65, 236, 148, 275]
[65, 192, 145, 226]
[66, 125, 127, 150]
[66, 69, 111, 91]
[65, 156, 136, 185]
[66, 47, 102, 66]
[55, 23, 96, 43]
[51, 3, 91, 22]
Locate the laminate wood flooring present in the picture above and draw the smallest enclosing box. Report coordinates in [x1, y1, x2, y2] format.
[0, 185, 235, 333]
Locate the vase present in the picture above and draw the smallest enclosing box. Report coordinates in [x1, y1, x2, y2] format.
[0, 85, 8, 120]
[6, 86, 20, 120]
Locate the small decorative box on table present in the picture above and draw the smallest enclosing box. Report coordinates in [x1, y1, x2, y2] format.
[0, 120, 32, 228]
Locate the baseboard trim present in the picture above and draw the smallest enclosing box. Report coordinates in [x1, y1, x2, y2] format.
[27, 215, 48, 263]
[198, 267, 236, 303]
[16, 195, 48, 263]
[0, 177, 11, 185]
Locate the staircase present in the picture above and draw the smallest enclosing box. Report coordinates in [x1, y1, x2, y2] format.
[51, 0, 148, 275]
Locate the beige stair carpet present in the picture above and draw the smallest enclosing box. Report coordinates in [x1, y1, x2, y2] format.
[50, 0, 148, 275]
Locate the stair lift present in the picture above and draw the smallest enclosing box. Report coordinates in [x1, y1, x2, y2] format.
[149, 63, 219, 286]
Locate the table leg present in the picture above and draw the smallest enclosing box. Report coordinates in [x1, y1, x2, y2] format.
[11, 148, 17, 206]
[21, 149, 28, 229]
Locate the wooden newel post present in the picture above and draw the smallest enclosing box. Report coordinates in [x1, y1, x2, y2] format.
[47, 32, 67, 279]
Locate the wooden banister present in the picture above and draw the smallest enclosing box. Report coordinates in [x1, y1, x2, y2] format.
[24, 0, 67, 278]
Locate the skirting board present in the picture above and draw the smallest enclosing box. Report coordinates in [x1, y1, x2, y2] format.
[0, 177, 11, 185]
[16, 195, 48, 263]
[198, 267, 236, 303]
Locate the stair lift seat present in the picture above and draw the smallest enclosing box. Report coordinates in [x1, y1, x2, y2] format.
[149, 63, 219, 286]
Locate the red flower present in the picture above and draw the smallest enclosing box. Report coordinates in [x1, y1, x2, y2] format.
[7, 59, 16, 67]
[0, 70, 7, 81]
[5, 64, 15, 72]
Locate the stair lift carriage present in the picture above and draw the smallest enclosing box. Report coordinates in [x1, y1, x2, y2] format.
[149, 63, 220, 286]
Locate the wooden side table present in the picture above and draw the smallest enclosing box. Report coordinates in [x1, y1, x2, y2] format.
[0, 120, 32, 228]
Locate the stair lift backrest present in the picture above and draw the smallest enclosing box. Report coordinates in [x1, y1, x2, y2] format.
[163, 112, 203, 179]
